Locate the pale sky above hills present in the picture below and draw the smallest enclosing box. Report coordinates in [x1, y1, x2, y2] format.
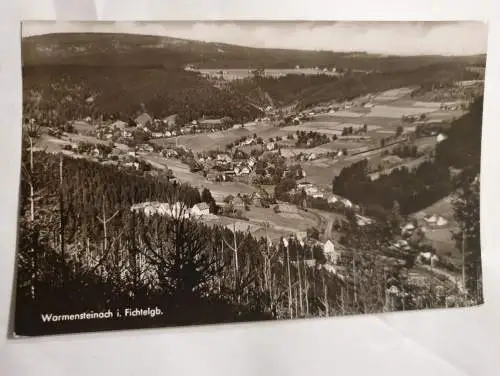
[22, 21, 488, 56]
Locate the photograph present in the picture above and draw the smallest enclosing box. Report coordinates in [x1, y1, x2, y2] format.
[14, 20, 486, 337]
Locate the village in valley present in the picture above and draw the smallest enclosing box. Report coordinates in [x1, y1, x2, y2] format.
[32, 68, 483, 300]
[16, 23, 485, 335]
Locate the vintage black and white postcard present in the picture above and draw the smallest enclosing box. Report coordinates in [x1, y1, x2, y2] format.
[14, 20, 486, 336]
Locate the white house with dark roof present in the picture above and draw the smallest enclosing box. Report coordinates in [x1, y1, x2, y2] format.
[327, 195, 339, 204]
[323, 240, 341, 264]
[191, 202, 210, 217]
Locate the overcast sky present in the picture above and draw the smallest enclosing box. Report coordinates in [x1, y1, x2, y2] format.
[22, 21, 488, 56]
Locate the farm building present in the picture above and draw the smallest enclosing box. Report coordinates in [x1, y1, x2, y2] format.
[124, 162, 140, 170]
[436, 133, 448, 143]
[356, 215, 373, 227]
[418, 252, 440, 267]
[191, 202, 210, 217]
[297, 181, 313, 189]
[135, 113, 153, 128]
[327, 195, 339, 204]
[239, 166, 251, 175]
[323, 240, 341, 264]
[436, 216, 448, 227]
[391, 239, 411, 252]
[341, 198, 353, 208]
[130, 201, 190, 219]
[305, 186, 319, 196]
[163, 114, 178, 127]
[424, 215, 438, 224]
[217, 154, 232, 163]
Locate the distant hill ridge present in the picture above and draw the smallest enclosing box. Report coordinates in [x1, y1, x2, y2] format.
[22, 32, 486, 71]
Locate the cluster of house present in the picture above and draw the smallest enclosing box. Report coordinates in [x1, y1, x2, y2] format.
[401, 214, 449, 233]
[294, 182, 354, 207]
[297, 152, 321, 161]
[423, 214, 449, 227]
[112, 150, 143, 170]
[130, 201, 212, 219]
[93, 114, 179, 142]
[93, 112, 250, 143]
[279, 233, 342, 266]
[194, 152, 259, 181]
[290, 98, 371, 122]
[233, 158, 256, 176]
[439, 103, 461, 111]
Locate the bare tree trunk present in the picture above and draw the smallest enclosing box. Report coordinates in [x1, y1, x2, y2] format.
[218, 239, 223, 293]
[29, 137, 35, 221]
[352, 252, 357, 304]
[97, 197, 119, 255]
[340, 287, 346, 315]
[233, 227, 240, 303]
[310, 247, 316, 299]
[304, 263, 309, 317]
[102, 201, 108, 252]
[297, 254, 303, 316]
[323, 272, 329, 317]
[29, 137, 36, 300]
[233, 224, 239, 277]
[462, 232, 467, 295]
[294, 288, 299, 317]
[263, 224, 270, 294]
[59, 156, 66, 285]
[286, 245, 293, 319]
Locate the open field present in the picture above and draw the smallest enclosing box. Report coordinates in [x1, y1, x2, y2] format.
[283, 121, 381, 135]
[413, 196, 460, 262]
[246, 206, 318, 233]
[279, 140, 368, 158]
[300, 135, 411, 188]
[201, 204, 322, 242]
[416, 196, 456, 221]
[302, 158, 354, 188]
[152, 123, 291, 152]
[367, 105, 437, 118]
[372, 87, 416, 101]
[36, 130, 113, 152]
[152, 128, 252, 152]
[426, 109, 465, 121]
[318, 114, 402, 127]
